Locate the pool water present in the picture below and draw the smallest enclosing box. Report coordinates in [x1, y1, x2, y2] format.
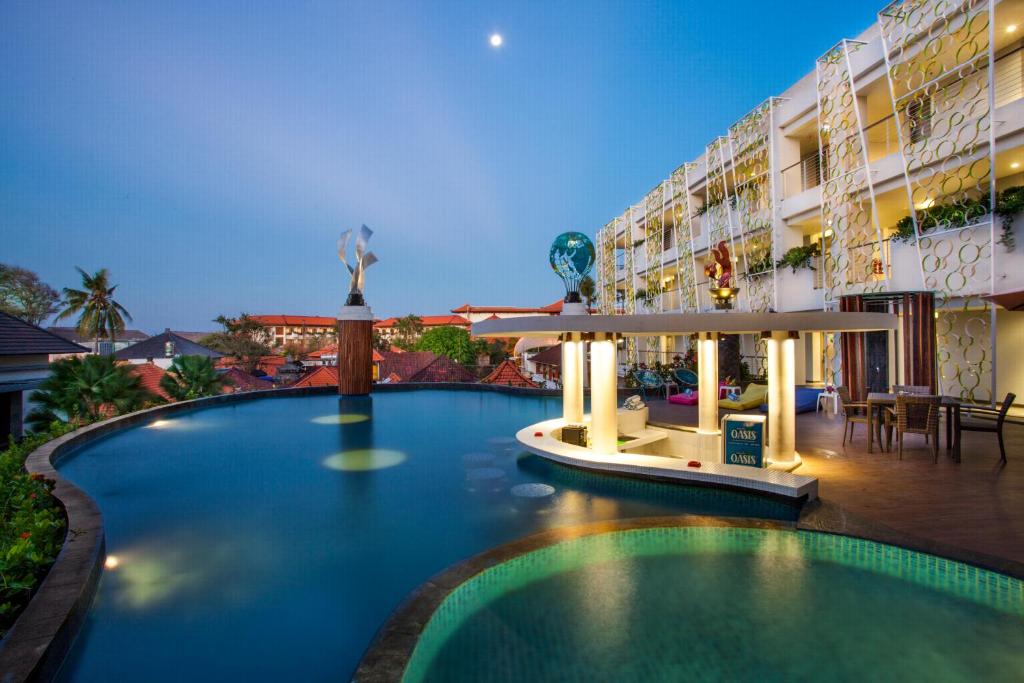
[410, 527, 1024, 683]
[55, 391, 798, 681]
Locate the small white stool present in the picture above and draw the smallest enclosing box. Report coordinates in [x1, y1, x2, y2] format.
[817, 392, 839, 414]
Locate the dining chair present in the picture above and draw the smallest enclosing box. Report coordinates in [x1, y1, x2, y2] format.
[837, 386, 869, 446]
[957, 392, 1016, 464]
[884, 394, 940, 462]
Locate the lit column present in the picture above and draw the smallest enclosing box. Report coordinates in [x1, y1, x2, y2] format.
[697, 332, 719, 435]
[590, 333, 618, 454]
[766, 331, 797, 463]
[561, 333, 584, 423]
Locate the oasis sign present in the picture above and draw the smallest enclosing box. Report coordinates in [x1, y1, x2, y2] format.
[721, 415, 766, 468]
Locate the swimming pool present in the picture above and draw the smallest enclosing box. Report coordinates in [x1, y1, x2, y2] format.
[405, 526, 1024, 682]
[54, 390, 799, 681]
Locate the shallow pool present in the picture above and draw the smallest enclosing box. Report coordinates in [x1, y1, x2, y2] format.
[409, 526, 1024, 682]
[56, 391, 798, 681]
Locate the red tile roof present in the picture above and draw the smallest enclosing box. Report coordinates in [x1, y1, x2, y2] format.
[219, 367, 273, 392]
[373, 315, 469, 329]
[480, 359, 538, 388]
[292, 366, 339, 388]
[529, 344, 562, 367]
[127, 362, 171, 400]
[250, 315, 337, 327]
[450, 300, 567, 314]
[377, 351, 476, 383]
[305, 345, 384, 363]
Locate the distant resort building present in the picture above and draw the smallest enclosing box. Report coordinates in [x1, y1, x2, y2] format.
[1, 312, 88, 440]
[373, 315, 469, 342]
[248, 315, 337, 348]
[450, 300, 569, 324]
[114, 329, 223, 369]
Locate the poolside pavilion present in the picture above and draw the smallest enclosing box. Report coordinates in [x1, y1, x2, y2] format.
[474, 310, 898, 498]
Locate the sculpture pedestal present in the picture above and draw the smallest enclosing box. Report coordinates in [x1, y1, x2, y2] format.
[338, 305, 374, 396]
[561, 301, 588, 315]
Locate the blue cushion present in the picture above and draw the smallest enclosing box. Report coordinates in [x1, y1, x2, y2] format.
[758, 387, 820, 414]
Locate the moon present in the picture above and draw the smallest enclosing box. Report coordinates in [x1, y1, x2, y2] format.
[489, 33, 503, 48]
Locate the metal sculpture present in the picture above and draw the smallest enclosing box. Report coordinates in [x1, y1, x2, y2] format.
[549, 232, 595, 304]
[705, 240, 738, 310]
[337, 225, 378, 307]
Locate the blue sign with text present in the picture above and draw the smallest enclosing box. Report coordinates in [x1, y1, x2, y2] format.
[722, 415, 766, 468]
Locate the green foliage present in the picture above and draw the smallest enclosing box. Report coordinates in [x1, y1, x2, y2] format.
[0, 264, 60, 326]
[160, 355, 228, 401]
[55, 267, 132, 352]
[200, 313, 272, 372]
[1, 425, 73, 637]
[774, 243, 822, 273]
[372, 329, 390, 353]
[889, 187, 1023, 249]
[392, 315, 424, 352]
[26, 355, 157, 430]
[579, 275, 597, 309]
[415, 326, 479, 365]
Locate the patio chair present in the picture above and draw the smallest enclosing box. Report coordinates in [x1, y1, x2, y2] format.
[892, 385, 930, 395]
[883, 394, 940, 462]
[673, 368, 699, 390]
[957, 392, 1016, 464]
[718, 383, 768, 411]
[837, 386, 869, 446]
[632, 369, 670, 400]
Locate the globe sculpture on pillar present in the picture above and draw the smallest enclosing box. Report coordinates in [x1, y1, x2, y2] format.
[337, 226, 378, 395]
[549, 232, 595, 316]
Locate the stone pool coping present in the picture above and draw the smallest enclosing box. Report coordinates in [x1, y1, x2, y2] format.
[352, 513, 1024, 682]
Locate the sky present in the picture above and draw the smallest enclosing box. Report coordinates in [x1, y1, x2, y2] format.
[2, 0, 883, 333]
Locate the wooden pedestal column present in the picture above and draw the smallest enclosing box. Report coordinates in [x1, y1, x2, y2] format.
[338, 305, 374, 395]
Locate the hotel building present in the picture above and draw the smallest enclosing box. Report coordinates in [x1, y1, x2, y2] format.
[594, 0, 1024, 405]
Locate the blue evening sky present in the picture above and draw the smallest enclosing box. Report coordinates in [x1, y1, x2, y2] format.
[2, 1, 881, 332]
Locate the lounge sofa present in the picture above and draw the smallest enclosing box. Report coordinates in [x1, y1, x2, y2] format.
[718, 383, 768, 411]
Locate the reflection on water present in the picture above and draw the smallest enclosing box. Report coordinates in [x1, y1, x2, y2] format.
[323, 449, 407, 471]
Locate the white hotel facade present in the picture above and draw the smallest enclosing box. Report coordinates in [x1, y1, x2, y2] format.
[595, 0, 1024, 405]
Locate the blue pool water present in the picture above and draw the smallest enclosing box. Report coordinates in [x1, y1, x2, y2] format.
[410, 527, 1024, 682]
[55, 391, 798, 681]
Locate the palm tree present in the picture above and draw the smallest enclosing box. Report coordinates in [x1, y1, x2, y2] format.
[27, 355, 156, 430]
[160, 355, 229, 401]
[55, 267, 132, 353]
[579, 275, 597, 310]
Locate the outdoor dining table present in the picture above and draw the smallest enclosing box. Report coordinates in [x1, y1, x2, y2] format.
[865, 392, 963, 461]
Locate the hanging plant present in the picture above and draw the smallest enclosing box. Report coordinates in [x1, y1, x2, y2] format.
[889, 187, 1023, 249]
[775, 243, 821, 273]
[996, 186, 1024, 250]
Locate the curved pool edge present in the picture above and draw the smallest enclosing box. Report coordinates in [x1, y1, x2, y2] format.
[0, 383, 560, 682]
[351, 515, 795, 683]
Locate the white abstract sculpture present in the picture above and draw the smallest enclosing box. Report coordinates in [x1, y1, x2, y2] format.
[338, 225, 378, 306]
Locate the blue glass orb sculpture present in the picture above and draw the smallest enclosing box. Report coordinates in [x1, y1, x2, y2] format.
[549, 232, 596, 303]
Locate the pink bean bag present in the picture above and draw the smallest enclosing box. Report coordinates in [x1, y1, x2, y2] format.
[668, 390, 699, 406]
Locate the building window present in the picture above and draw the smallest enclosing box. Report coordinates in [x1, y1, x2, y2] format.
[907, 96, 931, 144]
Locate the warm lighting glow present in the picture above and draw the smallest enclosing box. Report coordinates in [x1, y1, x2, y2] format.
[1008, 24, 1018, 33]
[147, 419, 170, 429]
[589, 337, 618, 454]
[916, 197, 935, 210]
[105, 555, 120, 570]
[489, 33, 503, 47]
[562, 338, 584, 423]
[823, 228, 834, 238]
[1012, 162, 1021, 169]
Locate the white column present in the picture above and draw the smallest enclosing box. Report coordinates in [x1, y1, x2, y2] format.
[561, 334, 584, 423]
[697, 333, 719, 435]
[766, 331, 797, 463]
[590, 334, 618, 454]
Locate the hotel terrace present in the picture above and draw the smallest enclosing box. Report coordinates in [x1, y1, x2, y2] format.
[594, 0, 1024, 408]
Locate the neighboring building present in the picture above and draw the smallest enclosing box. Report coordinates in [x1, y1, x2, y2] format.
[0, 312, 88, 440]
[218, 367, 274, 393]
[373, 315, 469, 342]
[479, 359, 539, 388]
[450, 300, 568, 325]
[527, 344, 562, 384]
[171, 331, 216, 344]
[593, 0, 1024, 405]
[292, 366, 341, 388]
[126, 361, 171, 401]
[248, 315, 337, 348]
[47, 326, 149, 356]
[114, 329, 223, 369]
[376, 351, 476, 383]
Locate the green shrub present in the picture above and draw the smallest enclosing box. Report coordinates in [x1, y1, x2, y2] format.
[0, 424, 72, 637]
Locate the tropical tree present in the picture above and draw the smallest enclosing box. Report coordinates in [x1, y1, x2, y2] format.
[27, 355, 156, 430]
[160, 355, 229, 401]
[579, 275, 597, 310]
[372, 329, 390, 353]
[200, 313, 272, 373]
[55, 267, 132, 353]
[393, 315, 424, 351]
[415, 326, 482, 366]
[0, 264, 60, 325]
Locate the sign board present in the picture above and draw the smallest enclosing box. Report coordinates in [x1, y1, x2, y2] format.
[720, 414, 767, 468]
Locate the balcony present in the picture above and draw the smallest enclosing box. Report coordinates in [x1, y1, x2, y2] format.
[780, 153, 822, 199]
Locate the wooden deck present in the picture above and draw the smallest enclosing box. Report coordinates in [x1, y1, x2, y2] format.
[645, 400, 1024, 569]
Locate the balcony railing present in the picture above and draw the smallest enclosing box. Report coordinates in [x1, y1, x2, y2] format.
[780, 153, 822, 199]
